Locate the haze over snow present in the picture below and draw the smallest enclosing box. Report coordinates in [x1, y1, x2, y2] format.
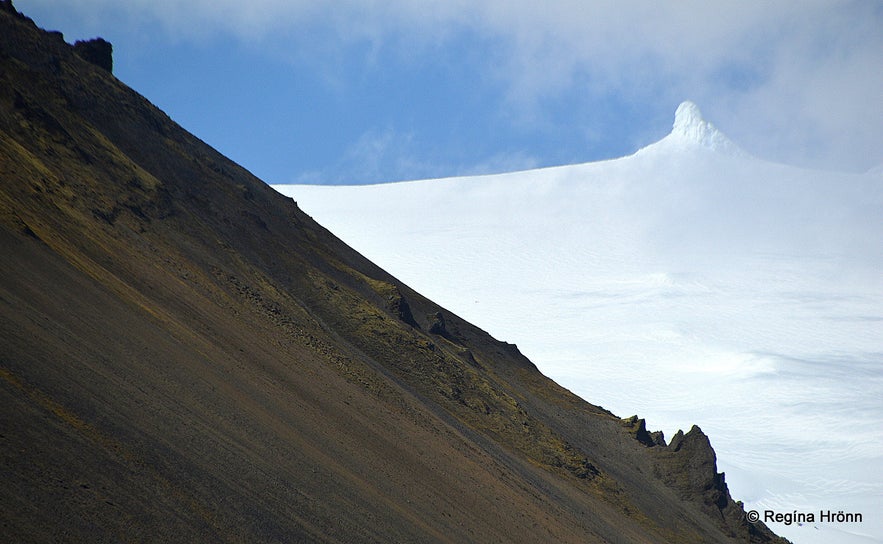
[274, 102, 883, 544]
[16, 1, 883, 183]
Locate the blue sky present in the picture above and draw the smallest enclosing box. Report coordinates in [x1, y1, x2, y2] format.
[15, 1, 883, 184]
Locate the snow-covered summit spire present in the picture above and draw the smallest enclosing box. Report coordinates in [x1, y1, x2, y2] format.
[632, 101, 746, 159]
[668, 101, 743, 154]
[672, 101, 711, 139]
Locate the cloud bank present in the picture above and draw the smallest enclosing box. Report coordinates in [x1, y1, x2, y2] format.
[26, 0, 883, 171]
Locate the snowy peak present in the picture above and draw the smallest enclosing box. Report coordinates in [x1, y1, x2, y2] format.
[648, 101, 745, 156]
[671, 101, 714, 140]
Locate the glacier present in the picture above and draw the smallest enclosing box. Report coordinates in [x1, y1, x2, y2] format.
[274, 102, 883, 544]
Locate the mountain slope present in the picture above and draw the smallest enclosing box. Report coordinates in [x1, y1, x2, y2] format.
[274, 108, 883, 541]
[1, 3, 785, 542]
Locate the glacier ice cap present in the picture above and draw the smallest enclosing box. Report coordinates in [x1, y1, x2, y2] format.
[668, 101, 743, 155]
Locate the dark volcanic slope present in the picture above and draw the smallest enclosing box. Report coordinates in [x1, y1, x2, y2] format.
[0, 4, 787, 543]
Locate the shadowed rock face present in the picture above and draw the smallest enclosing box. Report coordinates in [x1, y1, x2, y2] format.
[73, 37, 112, 73]
[0, 3, 788, 543]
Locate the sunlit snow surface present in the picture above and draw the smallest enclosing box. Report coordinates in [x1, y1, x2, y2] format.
[274, 104, 883, 543]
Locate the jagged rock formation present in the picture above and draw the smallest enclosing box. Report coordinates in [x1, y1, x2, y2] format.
[621, 414, 662, 447]
[0, 3, 788, 543]
[73, 37, 112, 73]
[617, 418, 786, 543]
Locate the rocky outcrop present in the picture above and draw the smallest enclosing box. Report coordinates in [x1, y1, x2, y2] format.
[73, 37, 112, 73]
[649, 430, 666, 447]
[384, 284, 418, 328]
[661, 426, 726, 506]
[621, 415, 665, 447]
[428, 311, 448, 336]
[655, 425, 788, 542]
[617, 417, 788, 542]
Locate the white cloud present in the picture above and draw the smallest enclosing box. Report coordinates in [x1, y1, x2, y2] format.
[21, 0, 883, 170]
[291, 127, 449, 184]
